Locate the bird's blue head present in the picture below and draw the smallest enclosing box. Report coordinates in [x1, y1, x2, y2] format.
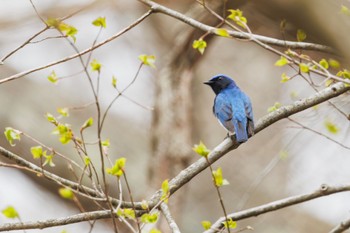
[204, 74, 237, 95]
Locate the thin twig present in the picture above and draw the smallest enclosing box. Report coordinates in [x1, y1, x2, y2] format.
[160, 203, 181, 233]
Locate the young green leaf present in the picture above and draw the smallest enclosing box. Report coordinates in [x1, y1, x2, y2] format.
[280, 73, 290, 83]
[324, 119, 339, 134]
[299, 63, 310, 73]
[106, 157, 126, 177]
[52, 124, 73, 144]
[57, 108, 69, 117]
[223, 219, 237, 229]
[192, 141, 210, 157]
[214, 28, 230, 37]
[297, 29, 306, 42]
[46, 113, 57, 124]
[112, 76, 117, 88]
[141, 213, 159, 223]
[2, 206, 19, 219]
[138, 54, 156, 68]
[117, 208, 135, 219]
[341, 5, 350, 16]
[90, 59, 102, 72]
[212, 167, 229, 187]
[47, 71, 58, 84]
[267, 102, 281, 113]
[58, 22, 78, 42]
[92, 17, 106, 28]
[279, 150, 289, 160]
[161, 179, 170, 203]
[201, 221, 212, 230]
[192, 39, 207, 55]
[81, 117, 93, 130]
[4, 127, 21, 146]
[58, 188, 74, 200]
[337, 69, 350, 79]
[274, 56, 289, 66]
[319, 59, 329, 69]
[227, 9, 247, 28]
[84, 156, 91, 166]
[31, 146, 43, 159]
[43, 151, 55, 167]
[328, 59, 340, 69]
[149, 229, 161, 233]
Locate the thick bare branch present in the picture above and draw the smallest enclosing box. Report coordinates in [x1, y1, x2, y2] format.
[160, 203, 181, 233]
[205, 184, 350, 233]
[329, 218, 350, 233]
[138, 0, 334, 53]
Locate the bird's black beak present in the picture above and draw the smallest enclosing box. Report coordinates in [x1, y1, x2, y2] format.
[203, 81, 213, 86]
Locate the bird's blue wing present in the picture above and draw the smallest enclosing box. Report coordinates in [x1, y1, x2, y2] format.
[213, 93, 235, 133]
[242, 93, 254, 136]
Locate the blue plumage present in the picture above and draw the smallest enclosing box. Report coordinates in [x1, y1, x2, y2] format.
[204, 74, 254, 143]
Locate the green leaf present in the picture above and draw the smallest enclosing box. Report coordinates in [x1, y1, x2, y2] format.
[46, 113, 57, 124]
[337, 69, 350, 79]
[117, 208, 135, 219]
[212, 167, 229, 187]
[297, 29, 306, 42]
[341, 5, 350, 16]
[43, 151, 55, 167]
[324, 119, 339, 134]
[112, 76, 117, 88]
[141, 200, 149, 210]
[328, 59, 340, 69]
[280, 73, 290, 83]
[81, 117, 93, 130]
[84, 156, 91, 166]
[192, 141, 210, 157]
[274, 56, 289, 67]
[299, 63, 310, 73]
[101, 139, 110, 147]
[52, 124, 72, 144]
[57, 108, 69, 117]
[319, 59, 329, 69]
[223, 219, 237, 229]
[149, 229, 161, 233]
[2, 206, 19, 219]
[138, 54, 156, 68]
[279, 150, 288, 160]
[201, 221, 212, 230]
[47, 71, 58, 84]
[214, 28, 230, 37]
[106, 157, 126, 177]
[192, 39, 207, 55]
[31, 146, 43, 159]
[4, 127, 21, 146]
[46, 18, 60, 27]
[90, 59, 102, 72]
[161, 179, 170, 203]
[58, 22, 78, 42]
[92, 17, 106, 28]
[58, 188, 74, 199]
[141, 213, 159, 223]
[267, 102, 281, 113]
[227, 9, 247, 28]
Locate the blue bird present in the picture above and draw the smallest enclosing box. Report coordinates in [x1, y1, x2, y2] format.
[204, 74, 254, 143]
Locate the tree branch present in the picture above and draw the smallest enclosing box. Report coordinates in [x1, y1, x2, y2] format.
[148, 82, 350, 207]
[205, 184, 350, 233]
[160, 203, 181, 233]
[329, 217, 350, 233]
[138, 0, 334, 53]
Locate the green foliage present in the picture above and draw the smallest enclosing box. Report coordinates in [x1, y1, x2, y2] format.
[141, 200, 149, 210]
[324, 119, 339, 134]
[58, 188, 74, 200]
[149, 229, 161, 233]
[280, 73, 290, 83]
[319, 59, 329, 69]
[4, 127, 21, 146]
[112, 75, 117, 88]
[299, 63, 310, 73]
[84, 156, 91, 166]
[90, 59, 102, 72]
[212, 167, 229, 187]
[92, 17, 107, 28]
[101, 139, 110, 155]
[336, 69, 350, 79]
[227, 9, 247, 28]
[141, 213, 159, 223]
[192, 141, 210, 157]
[223, 219, 237, 229]
[43, 151, 55, 167]
[161, 179, 170, 203]
[31, 146, 43, 159]
[201, 221, 212, 230]
[1, 206, 19, 219]
[328, 59, 340, 69]
[57, 107, 69, 117]
[52, 123, 73, 144]
[296, 29, 306, 42]
[267, 102, 281, 113]
[46, 113, 58, 124]
[138, 54, 156, 68]
[81, 117, 93, 130]
[279, 150, 289, 160]
[117, 208, 135, 219]
[46, 18, 78, 42]
[341, 5, 350, 16]
[214, 28, 230, 37]
[274, 56, 289, 67]
[106, 157, 126, 177]
[47, 71, 58, 84]
[192, 39, 207, 55]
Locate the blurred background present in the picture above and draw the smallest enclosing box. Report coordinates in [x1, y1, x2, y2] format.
[0, 0, 350, 232]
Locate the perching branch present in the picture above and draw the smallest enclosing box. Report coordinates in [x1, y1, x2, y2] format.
[160, 203, 181, 233]
[148, 81, 350, 207]
[205, 183, 350, 233]
[138, 0, 334, 53]
[329, 217, 350, 233]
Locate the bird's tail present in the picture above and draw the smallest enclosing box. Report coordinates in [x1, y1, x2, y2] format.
[234, 121, 248, 143]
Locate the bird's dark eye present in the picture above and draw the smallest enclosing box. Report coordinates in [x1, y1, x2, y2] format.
[218, 77, 222, 80]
